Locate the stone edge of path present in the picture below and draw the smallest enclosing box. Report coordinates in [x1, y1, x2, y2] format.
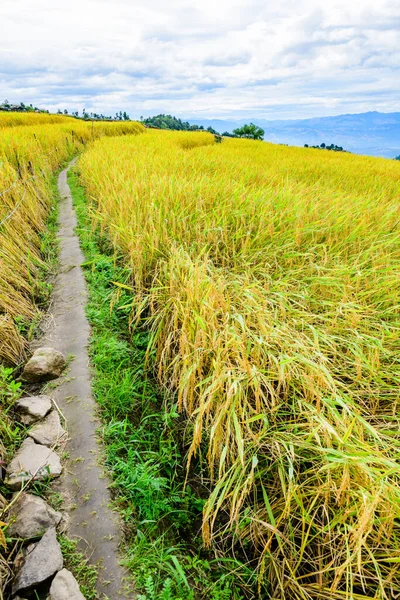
[2, 358, 84, 598]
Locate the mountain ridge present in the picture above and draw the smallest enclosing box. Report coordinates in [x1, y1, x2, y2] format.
[186, 111, 400, 158]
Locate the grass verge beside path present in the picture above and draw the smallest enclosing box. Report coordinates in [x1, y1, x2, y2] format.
[68, 170, 259, 600]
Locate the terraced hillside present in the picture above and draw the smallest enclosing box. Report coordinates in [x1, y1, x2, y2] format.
[77, 129, 400, 599]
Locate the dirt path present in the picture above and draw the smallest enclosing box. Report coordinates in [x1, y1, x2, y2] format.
[38, 159, 133, 599]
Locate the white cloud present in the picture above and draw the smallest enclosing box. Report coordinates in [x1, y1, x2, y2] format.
[0, 0, 399, 118]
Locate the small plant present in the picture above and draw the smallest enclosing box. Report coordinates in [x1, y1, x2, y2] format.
[137, 577, 185, 600]
[0, 367, 22, 456]
[58, 536, 98, 599]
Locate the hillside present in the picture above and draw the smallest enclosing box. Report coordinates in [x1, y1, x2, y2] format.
[77, 131, 400, 599]
[1, 118, 399, 600]
[189, 111, 400, 158]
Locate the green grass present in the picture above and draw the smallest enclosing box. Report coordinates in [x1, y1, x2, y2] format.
[0, 366, 23, 480]
[58, 535, 99, 599]
[68, 169, 259, 599]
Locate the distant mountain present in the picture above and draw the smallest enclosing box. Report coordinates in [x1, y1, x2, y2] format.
[188, 112, 400, 158]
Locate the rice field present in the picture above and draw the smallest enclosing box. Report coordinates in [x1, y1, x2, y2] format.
[0, 112, 72, 128]
[77, 130, 400, 599]
[0, 113, 144, 364]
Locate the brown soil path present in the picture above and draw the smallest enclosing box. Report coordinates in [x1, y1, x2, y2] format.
[38, 159, 134, 599]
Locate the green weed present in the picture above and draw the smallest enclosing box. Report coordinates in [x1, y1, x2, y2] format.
[58, 535, 98, 599]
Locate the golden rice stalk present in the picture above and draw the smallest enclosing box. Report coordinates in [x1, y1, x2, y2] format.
[0, 114, 145, 364]
[78, 130, 400, 598]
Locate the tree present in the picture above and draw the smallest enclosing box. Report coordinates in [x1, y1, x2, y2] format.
[143, 115, 208, 132]
[395, 155, 400, 161]
[306, 142, 347, 152]
[232, 123, 264, 140]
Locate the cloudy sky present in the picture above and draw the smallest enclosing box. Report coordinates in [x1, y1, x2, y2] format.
[1, 0, 399, 120]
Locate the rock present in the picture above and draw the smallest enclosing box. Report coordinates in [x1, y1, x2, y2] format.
[15, 395, 53, 425]
[7, 493, 61, 539]
[28, 411, 67, 447]
[12, 527, 63, 594]
[21, 348, 66, 383]
[49, 568, 85, 600]
[5, 439, 62, 490]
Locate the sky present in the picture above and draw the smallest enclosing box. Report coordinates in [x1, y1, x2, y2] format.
[1, 0, 399, 121]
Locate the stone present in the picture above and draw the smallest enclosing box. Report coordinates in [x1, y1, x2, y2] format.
[15, 395, 53, 425]
[7, 493, 61, 539]
[49, 568, 85, 600]
[12, 527, 63, 594]
[21, 348, 66, 383]
[28, 411, 67, 447]
[5, 439, 62, 491]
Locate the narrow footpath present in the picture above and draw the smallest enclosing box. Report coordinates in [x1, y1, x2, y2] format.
[37, 159, 133, 599]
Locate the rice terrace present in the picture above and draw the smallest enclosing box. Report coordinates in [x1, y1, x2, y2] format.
[0, 103, 398, 600]
[2, 4, 400, 596]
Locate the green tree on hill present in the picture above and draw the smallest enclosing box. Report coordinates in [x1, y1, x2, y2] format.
[143, 114, 210, 132]
[144, 114, 192, 130]
[232, 123, 264, 140]
[305, 142, 347, 152]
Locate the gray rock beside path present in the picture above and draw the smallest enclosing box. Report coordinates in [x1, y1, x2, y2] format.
[28, 411, 67, 447]
[7, 493, 61, 539]
[49, 568, 85, 600]
[21, 348, 66, 382]
[12, 527, 63, 594]
[15, 395, 53, 425]
[5, 438, 62, 490]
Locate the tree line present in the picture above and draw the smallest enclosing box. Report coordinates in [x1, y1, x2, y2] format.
[0, 100, 130, 121]
[0, 100, 48, 113]
[143, 114, 265, 140]
[304, 142, 347, 152]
